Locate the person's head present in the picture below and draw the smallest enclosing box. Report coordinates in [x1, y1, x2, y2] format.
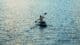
[39, 15, 42, 17]
[40, 15, 44, 19]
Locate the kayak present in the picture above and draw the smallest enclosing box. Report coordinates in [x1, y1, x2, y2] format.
[38, 21, 47, 28]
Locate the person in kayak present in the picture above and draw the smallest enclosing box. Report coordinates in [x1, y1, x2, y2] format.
[37, 15, 47, 28]
[31, 13, 47, 29]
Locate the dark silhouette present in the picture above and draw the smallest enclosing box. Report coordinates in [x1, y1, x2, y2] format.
[31, 13, 47, 29]
[38, 15, 47, 29]
[44, 12, 47, 15]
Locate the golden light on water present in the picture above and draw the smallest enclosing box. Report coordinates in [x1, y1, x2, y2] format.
[0, 0, 80, 45]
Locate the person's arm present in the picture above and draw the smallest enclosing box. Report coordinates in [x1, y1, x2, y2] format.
[35, 19, 40, 23]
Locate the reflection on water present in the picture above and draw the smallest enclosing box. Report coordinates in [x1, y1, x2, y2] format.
[0, 0, 80, 45]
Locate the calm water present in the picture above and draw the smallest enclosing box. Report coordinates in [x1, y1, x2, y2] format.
[0, 0, 80, 45]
